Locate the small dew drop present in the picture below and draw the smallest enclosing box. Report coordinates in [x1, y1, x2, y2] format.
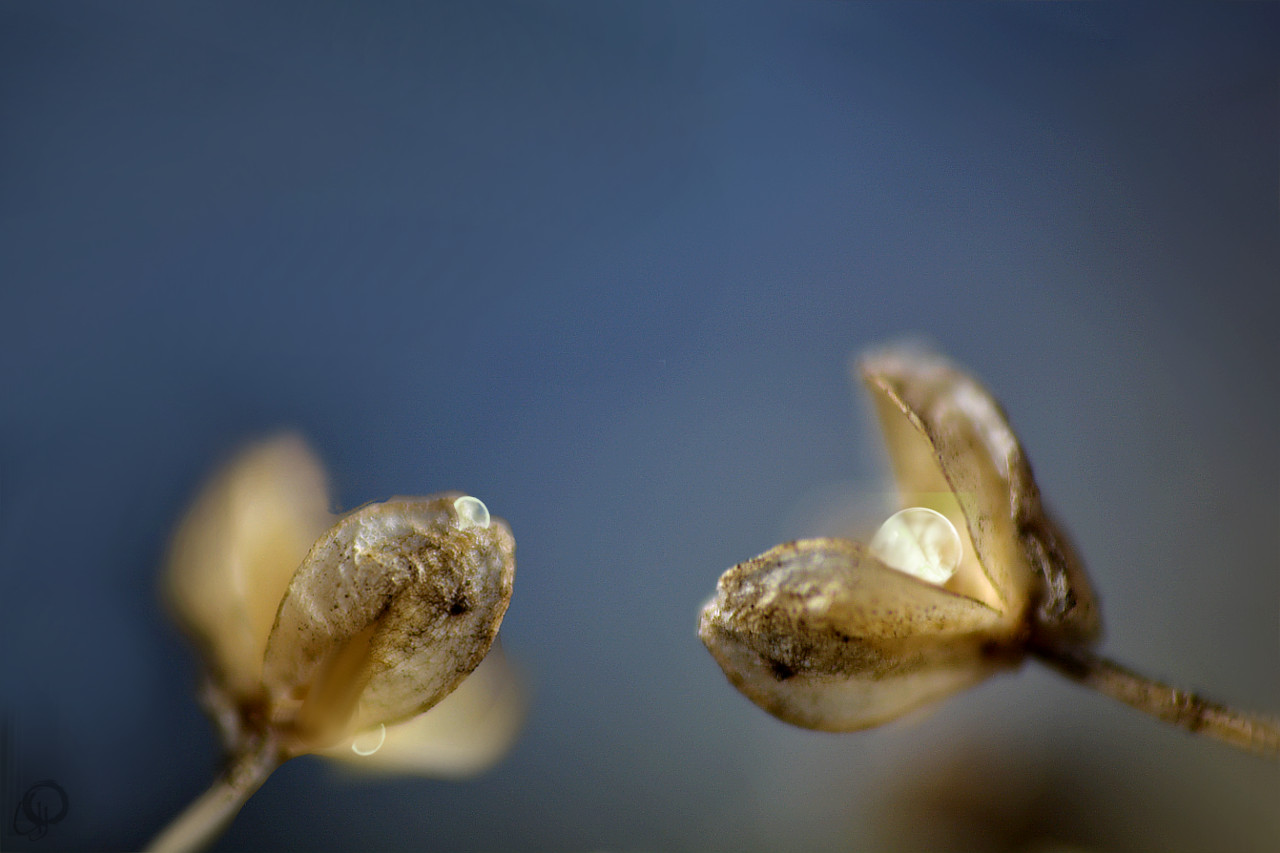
[453, 496, 491, 530]
[351, 723, 386, 756]
[868, 507, 961, 585]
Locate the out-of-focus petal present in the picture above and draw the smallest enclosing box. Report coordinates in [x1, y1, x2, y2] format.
[263, 496, 515, 750]
[164, 435, 332, 699]
[699, 538, 1010, 731]
[322, 643, 525, 777]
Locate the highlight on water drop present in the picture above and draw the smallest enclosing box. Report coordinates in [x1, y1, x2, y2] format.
[351, 723, 387, 756]
[868, 506, 961, 585]
[453, 496, 491, 530]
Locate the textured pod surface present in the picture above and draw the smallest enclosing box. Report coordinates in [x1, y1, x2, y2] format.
[263, 494, 515, 749]
[699, 538, 1012, 731]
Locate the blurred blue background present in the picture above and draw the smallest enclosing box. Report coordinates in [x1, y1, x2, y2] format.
[2, 2, 1277, 851]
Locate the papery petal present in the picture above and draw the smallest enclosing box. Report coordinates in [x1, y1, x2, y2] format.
[699, 538, 1011, 731]
[321, 642, 525, 777]
[164, 435, 333, 699]
[858, 346, 1099, 640]
[263, 495, 515, 749]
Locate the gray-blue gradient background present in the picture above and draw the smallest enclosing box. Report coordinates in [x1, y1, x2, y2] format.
[2, 3, 1277, 851]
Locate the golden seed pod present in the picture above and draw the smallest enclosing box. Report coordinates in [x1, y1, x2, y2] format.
[164, 435, 519, 770]
[264, 493, 515, 751]
[699, 345, 1100, 731]
[699, 537, 1011, 731]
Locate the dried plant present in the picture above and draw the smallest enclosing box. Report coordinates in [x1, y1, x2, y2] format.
[699, 345, 1279, 757]
[149, 436, 521, 852]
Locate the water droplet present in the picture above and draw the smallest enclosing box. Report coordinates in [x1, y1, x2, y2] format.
[351, 723, 386, 756]
[453, 496, 490, 530]
[868, 507, 961, 585]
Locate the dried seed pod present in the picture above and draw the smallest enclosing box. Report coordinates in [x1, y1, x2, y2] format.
[163, 436, 519, 762]
[700, 538, 1012, 731]
[154, 438, 528, 853]
[699, 345, 1100, 731]
[264, 494, 515, 750]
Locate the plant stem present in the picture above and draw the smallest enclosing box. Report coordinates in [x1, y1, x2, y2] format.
[1030, 642, 1280, 759]
[146, 735, 283, 853]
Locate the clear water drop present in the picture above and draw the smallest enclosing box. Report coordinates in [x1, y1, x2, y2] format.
[868, 507, 961, 585]
[351, 723, 387, 756]
[453, 496, 491, 530]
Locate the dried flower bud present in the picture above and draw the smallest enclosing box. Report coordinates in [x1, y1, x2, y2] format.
[699, 345, 1100, 731]
[164, 436, 519, 769]
[264, 494, 515, 751]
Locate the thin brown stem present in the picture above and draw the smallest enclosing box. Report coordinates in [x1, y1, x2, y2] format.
[1030, 642, 1280, 759]
[145, 734, 284, 853]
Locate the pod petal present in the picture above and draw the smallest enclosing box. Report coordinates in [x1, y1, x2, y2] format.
[699, 538, 1009, 731]
[322, 643, 525, 777]
[859, 346, 1099, 639]
[164, 435, 333, 699]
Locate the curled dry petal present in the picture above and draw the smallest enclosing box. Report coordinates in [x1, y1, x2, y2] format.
[700, 344, 1100, 730]
[859, 346, 1099, 641]
[164, 435, 334, 700]
[263, 495, 516, 751]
